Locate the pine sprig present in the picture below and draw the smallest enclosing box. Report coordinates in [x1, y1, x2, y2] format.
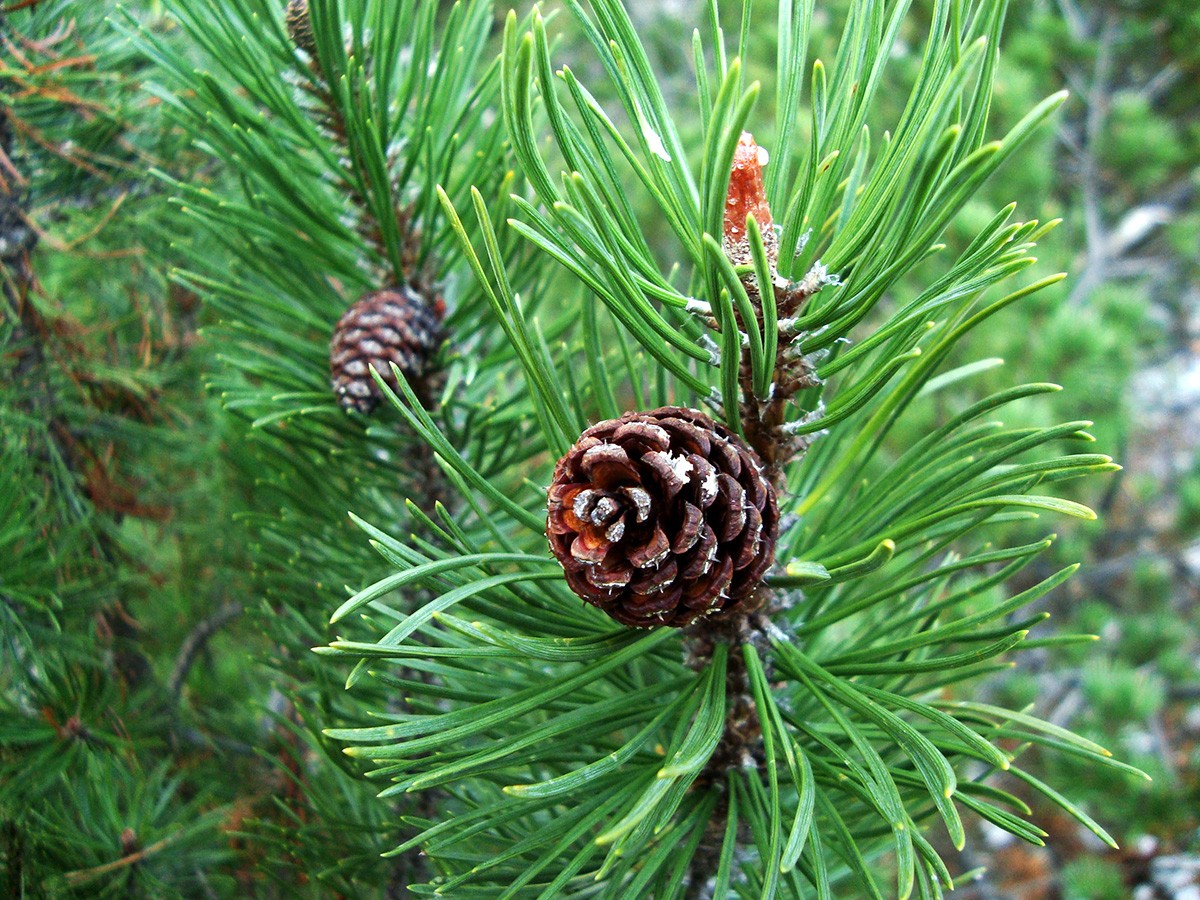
[312, 1, 1141, 897]
[120, 0, 1142, 895]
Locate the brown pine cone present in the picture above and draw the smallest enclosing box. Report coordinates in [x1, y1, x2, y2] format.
[547, 408, 778, 628]
[285, 0, 317, 56]
[329, 285, 444, 414]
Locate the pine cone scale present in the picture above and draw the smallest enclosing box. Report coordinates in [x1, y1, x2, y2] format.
[547, 407, 778, 628]
[733, 505, 765, 569]
[672, 502, 704, 554]
[627, 526, 670, 569]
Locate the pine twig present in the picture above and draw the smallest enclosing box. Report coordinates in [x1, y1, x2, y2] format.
[296, 53, 415, 285]
[61, 833, 180, 887]
[681, 132, 820, 892]
[167, 601, 244, 700]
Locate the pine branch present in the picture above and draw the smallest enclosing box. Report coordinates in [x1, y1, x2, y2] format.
[1, 9, 250, 893]
[356, 2, 1129, 894]
[3, 28, 160, 695]
[295, 51, 413, 284]
[123, 0, 1137, 894]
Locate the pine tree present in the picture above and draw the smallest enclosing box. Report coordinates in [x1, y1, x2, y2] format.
[1, 0, 1148, 895]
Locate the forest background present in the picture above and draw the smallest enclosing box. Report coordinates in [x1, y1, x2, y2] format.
[1, 0, 1198, 897]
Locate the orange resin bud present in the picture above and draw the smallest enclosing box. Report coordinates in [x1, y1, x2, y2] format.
[723, 132, 773, 248]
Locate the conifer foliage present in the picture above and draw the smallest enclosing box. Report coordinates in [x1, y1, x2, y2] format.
[119, 0, 1144, 896]
[2, 4, 242, 893]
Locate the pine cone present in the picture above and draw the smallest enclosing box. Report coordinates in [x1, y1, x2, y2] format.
[329, 285, 444, 414]
[285, 0, 317, 56]
[547, 407, 778, 628]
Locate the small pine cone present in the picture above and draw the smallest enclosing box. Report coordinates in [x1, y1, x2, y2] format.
[547, 407, 778, 628]
[285, 0, 317, 56]
[330, 285, 444, 414]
